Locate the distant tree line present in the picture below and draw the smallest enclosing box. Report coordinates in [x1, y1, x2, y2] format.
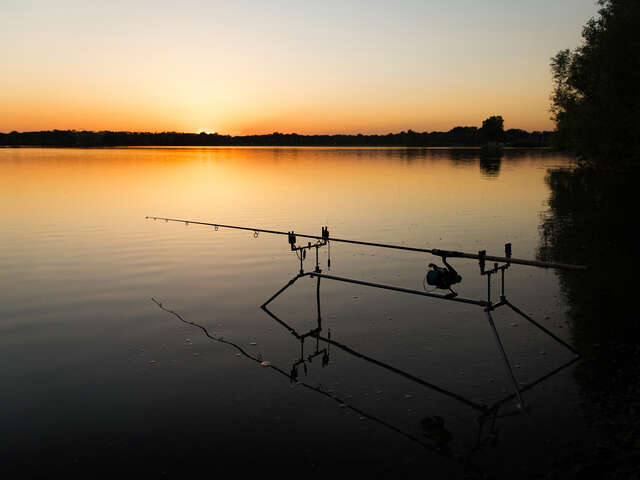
[0, 126, 552, 148]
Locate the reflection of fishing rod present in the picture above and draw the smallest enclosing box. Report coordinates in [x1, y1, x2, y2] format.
[150, 297, 484, 475]
[145, 216, 586, 271]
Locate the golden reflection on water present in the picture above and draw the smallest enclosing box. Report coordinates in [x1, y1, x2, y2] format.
[1, 147, 560, 253]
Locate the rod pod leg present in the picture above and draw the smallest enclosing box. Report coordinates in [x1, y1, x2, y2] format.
[261, 273, 304, 308]
[504, 300, 579, 356]
[485, 309, 525, 409]
[315, 274, 322, 325]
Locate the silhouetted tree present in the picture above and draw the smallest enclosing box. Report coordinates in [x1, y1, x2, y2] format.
[550, 0, 640, 166]
[480, 116, 504, 142]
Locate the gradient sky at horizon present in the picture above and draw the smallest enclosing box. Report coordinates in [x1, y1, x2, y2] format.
[1, 0, 600, 134]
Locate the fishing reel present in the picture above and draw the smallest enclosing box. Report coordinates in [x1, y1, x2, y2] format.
[425, 258, 462, 294]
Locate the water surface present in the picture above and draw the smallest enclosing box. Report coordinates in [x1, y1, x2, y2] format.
[0, 147, 585, 475]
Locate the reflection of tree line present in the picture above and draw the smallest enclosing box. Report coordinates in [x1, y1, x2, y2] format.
[0, 128, 552, 148]
[538, 166, 640, 476]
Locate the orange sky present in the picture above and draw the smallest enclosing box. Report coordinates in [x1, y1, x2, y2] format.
[0, 1, 600, 134]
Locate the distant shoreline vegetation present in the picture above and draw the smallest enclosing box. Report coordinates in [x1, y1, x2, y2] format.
[0, 128, 553, 148]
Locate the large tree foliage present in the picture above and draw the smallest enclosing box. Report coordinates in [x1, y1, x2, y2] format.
[480, 115, 504, 142]
[550, 0, 640, 166]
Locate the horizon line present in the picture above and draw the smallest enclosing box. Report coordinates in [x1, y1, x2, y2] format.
[1, 126, 555, 136]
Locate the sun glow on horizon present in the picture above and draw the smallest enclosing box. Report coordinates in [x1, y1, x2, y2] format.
[0, 1, 600, 134]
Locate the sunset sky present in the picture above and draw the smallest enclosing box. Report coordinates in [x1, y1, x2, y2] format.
[1, 0, 599, 134]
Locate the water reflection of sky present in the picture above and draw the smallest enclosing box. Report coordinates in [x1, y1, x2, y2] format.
[0, 147, 584, 476]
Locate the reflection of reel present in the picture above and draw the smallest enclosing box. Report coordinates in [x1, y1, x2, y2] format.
[425, 261, 462, 290]
[322, 351, 329, 367]
[290, 360, 309, 383]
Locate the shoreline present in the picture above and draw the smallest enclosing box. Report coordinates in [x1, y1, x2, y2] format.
[0, 144, 555, 149]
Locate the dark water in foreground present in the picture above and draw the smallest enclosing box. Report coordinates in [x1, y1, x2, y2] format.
[1, 147, 593, 476]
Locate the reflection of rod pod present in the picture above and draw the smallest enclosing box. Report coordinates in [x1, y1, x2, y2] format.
[151, 297, 494, 472]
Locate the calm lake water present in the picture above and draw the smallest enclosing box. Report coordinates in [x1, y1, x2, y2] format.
[1, 147, 587, 476]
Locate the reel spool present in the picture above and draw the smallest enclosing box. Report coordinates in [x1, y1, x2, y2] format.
[426, 259, 462, 291]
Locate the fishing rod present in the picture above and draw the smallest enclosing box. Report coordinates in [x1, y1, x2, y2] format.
[145, 216, 586, 271]
[147, 215, 583, 409]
